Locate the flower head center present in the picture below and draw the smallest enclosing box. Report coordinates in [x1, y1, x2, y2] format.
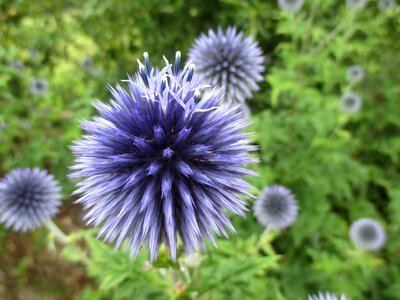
[360, 225, 377, 241]
[162, 147, 174, 160]
[264, 195, 287, 215]
[346, 97, 356, 107]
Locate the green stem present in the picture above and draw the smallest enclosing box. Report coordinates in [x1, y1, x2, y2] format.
[46, 220, 69, 243]
[301, 0, 318, 52]
[310, 8, 357, 55]
[170, 267, 181, 296]
[255, 225, 271, 253]
[310, 22, 344, 55]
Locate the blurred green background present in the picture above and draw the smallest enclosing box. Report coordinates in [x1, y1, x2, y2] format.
[1, 0, 400, 299]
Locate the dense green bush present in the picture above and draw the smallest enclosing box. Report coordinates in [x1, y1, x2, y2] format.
[0, 0, 399, 299]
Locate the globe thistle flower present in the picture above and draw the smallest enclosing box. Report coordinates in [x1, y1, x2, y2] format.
[277, 0, 305, 12]
[340, 92, 362, 113]
[346, 65, 364, 83]
[81, 57, 94, 71]
[9, 60, 24, 72]
[70, 51, 257, 261]
[349, 218, 386, 251]
[29, 48, 39, 60]
[0, 168, 62, 232]
[31, 78, 49, 95]
[346, 0, 367, 9]
[379, 0, 396, 11]
[20, 119, 32, 129]
[308, 292, 350, 300]
[253, 185, 298, 229]
[0, 120, 7, 131]
[188, 27, 264, 104]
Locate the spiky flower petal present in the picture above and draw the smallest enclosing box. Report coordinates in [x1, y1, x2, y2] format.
[278, 0, 305, 12]
[346, 65, 365, 83]
[239, 102, 251, 119]
[340, 92, 362, 113]
[0, 168, 62, 232]
[188, 27, 264, 104]
[308, 292, 350, 300]
[253, 185, 298, 229]
[31, 78, 49, 95]
[346, 0, 367, 9]
[349, 218, 386, 251]
[71, 52, 257, 261]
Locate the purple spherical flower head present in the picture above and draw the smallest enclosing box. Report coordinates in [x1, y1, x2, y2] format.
[253, 185, 298, 229]
[349, 218, 386, 251]
[0, 168, 62, 232]
[278, 0, 305, 12]
[70, 52, 258, 261]
[81, 57, 94, 71]
[379, 0, 396, 11]
[29, 48, 39, 60]
[188, 27, 264, 104]
[9, 60, 25, 72]
[31, 78, 49, 95]
[346, 65, 364, 83]
[346, 0, 367, 9]
[308, 292, 350, 300]
[0, 119, 7, 131]
[340, 92, 362, 114]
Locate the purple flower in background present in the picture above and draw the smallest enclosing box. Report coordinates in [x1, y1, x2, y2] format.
[349, 218, 386, 251]
[346, 65, 365, 83]
[188, 27, 264, 104]
[308, 292, 350, 300]
[71, 52, 257, 261]
[31, 78, 49, 95]
[29, 48, 39, 60]
[9, 60, 25, 72]
[340, 92, 362, 114]
[0, 120, 7, 131]
[81, 57, 94, 71]
[0, 168, 62, 232]
[346, 0, 367, 9]
[278, 0, 305, 12]
[253, 185, 298, 229]
[379, 0, 396, 11]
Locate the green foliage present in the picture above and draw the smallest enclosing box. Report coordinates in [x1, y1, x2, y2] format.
[1, 0, 400, 299]
[62, 230, 278, 300]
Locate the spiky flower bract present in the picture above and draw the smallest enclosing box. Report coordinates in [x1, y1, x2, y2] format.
[346, 0, 367, 9]
[0, 168, 62, 232]
[71, 52, 257, 261]
[253, 185, 298, 229]
[340, 92, 362, 113]
[346, 65, 365, 83]
[379, 0, 396, 11]
[308, 292, 350, 300]
[240, 102, 251, 119]
[188, 27, 264, 104]
[278, 0, 305, 12]
[349, 218, 386, 251]
[31, 78, 49, 95]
